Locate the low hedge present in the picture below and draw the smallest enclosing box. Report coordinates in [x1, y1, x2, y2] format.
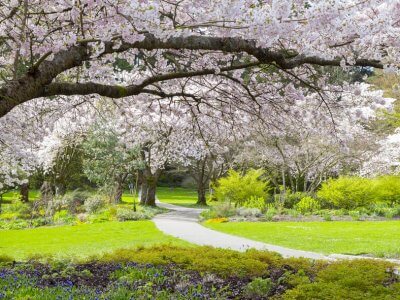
[1, 245, 399, 299]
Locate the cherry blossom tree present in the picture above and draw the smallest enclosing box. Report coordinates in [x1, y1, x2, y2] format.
[238, 83, 394, 193]
[361, 130, 400, 176]
[0, 0, 399, 118]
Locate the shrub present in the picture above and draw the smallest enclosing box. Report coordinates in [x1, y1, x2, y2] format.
[243, 277, 272, 299]
[294, 196, 321, 214]
[200, 202, 236, 220]
[0, 219, 29, 229]
[99, 245, 270, 278]
[7, 201, 31, 219]
[53, 210, 75, 225]
[236, 207, 262, 217]
[348, 210, 361, 220]
[322, 212, 332, 221]
[317, 176, 375, 209]
[89, 209, 114, 223]
[283, 192, 309, 209]
[213, 169, 270, 207]
[283, 260, 400, 299]
[373, 176, 400, 205]
[84, 195, 106, 214]
[243, 196, 266, 212]
[116, 208, 151, 221]
[265, 207, 277, 221]
[286, 209, 301, 218]
[56, 190, 91, 214]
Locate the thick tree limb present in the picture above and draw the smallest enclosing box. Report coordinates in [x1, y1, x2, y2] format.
[0, 33, 385, 117]
[43, 61, 261, 98]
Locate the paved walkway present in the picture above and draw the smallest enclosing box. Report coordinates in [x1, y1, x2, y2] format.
[153, 201, 400, 263]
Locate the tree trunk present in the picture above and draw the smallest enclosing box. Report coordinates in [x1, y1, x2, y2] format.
[197, 184, 207, 205]
[145, 181, 157, 207]
[140, 169, 160, 207]
[20, 182, 29, 203]
[140, 179, 157, 206]
[140, 180, 148, 205]
[114, 181, 124, 204]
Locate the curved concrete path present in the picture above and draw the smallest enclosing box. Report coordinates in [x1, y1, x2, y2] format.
[154, 201, 327, 259]
[153, 201, 400, 264]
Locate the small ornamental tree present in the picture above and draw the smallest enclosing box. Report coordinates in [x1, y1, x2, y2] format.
[213, 169, 270, 207]
[83, 122, 143, 203]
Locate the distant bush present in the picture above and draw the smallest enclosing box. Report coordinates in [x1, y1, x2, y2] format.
[7, 201, 31, 219]
[294, 197, 321, 214]
[200, 202, 236, 220]
[213, 169, 270, 207]
[62, 190, 91, 213]
[372, 176, 400, 205]
[84, 195, 106, 214]
[53, 210, 75, 225]
[115, 206, 163, 221]
[116, 209, 150, 221]
[283, 192, 309, 208]
[242, 196, 266, 212]
[317, 176, 375, 209]
[236, 207, 262, 218]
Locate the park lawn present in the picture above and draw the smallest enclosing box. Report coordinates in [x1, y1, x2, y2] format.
[157, 186, 215, 208]
[2, 190, 40, 202]
[0, 220, 190, 260]
[205, 221, 400, 258]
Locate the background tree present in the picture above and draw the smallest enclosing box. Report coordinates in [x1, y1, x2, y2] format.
[82, 122, 143, 203]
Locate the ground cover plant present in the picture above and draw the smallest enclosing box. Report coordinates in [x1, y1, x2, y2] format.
[0, 190, 164, 230]
[1, 245, 400, 299]
[204, 221, 400, 258]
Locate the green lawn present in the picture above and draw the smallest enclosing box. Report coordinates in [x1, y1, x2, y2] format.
[205, 221, 400, 258]
[157, 186, 214, 207]
[0, 221, 189, 260]
[2, 190, 40, 202]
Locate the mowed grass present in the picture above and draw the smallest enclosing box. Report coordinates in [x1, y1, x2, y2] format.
[157, 186, 215, 207]
[1, 190, 40, 203]
[205, 221, 400, 258]
[0, 221, 190, 260]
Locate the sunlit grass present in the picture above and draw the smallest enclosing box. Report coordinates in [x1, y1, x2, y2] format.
[0, 220, 190, 260]
[205, 221, 400, 258]
[157, 186, 215, 208]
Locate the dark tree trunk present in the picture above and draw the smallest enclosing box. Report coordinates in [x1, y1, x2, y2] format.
[140, 180, 148, 205]
[114, 174, 128, 204]
[140, 168, 160, 207]
[20, 183, 29, 203]
[195, 158, 208, 206]
[197, 184, 207, 206]
[145, 181, 157, 207]
[114, 181, 124, 204]
[140, 180, 157, 206]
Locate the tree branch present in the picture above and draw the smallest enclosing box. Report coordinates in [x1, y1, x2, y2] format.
[43, 61, 261, 98]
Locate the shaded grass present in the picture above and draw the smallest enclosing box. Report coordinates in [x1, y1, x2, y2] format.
[0, 221, 190, 260]
[157, 186, 215, 208]
[205, 221, 400, 258]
